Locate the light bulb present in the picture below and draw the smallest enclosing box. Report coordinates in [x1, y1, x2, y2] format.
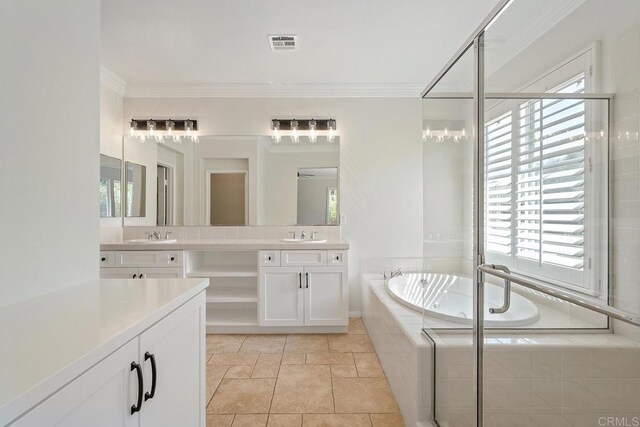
[291, 120, 299, 144]
[129, 120, 137, 137]
[147, 120, 161, 142]
[327, 119, 336, 143]
[308, 119, 317, 143]
[166, 120, 178, 143]
[185, 119, 198, 142]
[272, 120, 281, 143]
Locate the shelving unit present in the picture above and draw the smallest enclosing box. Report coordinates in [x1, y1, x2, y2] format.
[185, 250, 259, 331]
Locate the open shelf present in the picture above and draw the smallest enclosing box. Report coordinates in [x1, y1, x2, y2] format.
[185, 250, 258, 278]
[187, 265, 257, 278]
[206, 305, 258, 327]
[206, 286, 257, 303]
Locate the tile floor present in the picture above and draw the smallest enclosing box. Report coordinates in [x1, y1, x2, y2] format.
[205, 318, 404, 426]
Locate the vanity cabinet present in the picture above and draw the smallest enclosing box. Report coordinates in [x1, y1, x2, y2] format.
[12, 294, 205, 427]
[258, 251, 348, 327]
[100, 251, 185, 279]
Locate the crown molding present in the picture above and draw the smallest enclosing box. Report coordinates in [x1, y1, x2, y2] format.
[123, 82, 424, 98]
[100, 66, 127, 96]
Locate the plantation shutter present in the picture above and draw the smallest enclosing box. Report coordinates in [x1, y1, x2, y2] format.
[485, 112, 513, 255]
[516, 75, 586, 272]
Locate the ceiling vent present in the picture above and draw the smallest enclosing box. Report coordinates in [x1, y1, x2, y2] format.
[268, 35, 297, 51]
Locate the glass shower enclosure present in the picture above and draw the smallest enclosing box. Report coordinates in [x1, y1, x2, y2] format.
[421, 1, 640, 425]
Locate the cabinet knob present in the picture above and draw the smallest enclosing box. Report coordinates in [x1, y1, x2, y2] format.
[101, 257, 106, 262]
[170, 256, 175, 261]
[267, 256, 272, 261]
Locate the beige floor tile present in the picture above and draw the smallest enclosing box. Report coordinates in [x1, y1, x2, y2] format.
[306, 352, 354, 365]
[331, 365, 358, 378]
[209, 353, 260, 366]
[268, 414, 302, 427]
[232, 414, 268, 426]
[303, 414, 372, 426]
[354, 353, 384, 378]
[348, 318, 367, 335]
[225, 365, 253, 378]
[252, 353, 282, 378]
[369, 413, 405, 426]
[240, 335, 286, 353]
[208, 378, 276, 414]
[333, 378, 399, 413]
[206, 414, 234, 427]
[207, 365, 229, 404]
[285, 335, 329, 353]
[208, 335, 246, 353]
[328, 334, 374, 353]
[282, 353, 306, 364]
[270, 365, 334, 413]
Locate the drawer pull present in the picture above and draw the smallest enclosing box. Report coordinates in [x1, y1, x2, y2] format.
[133, 274, 137, 279]
[131, 361, 144, 414]
[306, 272, 309, 289]
[144, 352, 157, 401]
[267, 256, 272, 261]
[170, 256, 175, 262]
[139, 274, 144, 279]
[101, 257, 106, 262]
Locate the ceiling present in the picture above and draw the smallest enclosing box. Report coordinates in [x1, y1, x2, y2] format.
[100, 0, 503, 97]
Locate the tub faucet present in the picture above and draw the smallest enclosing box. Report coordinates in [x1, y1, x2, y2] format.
[389, 268, 403, 279]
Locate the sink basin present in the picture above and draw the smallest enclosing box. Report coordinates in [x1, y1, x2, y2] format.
[282, 238, 328, 243]
[126, 239, 178, 244]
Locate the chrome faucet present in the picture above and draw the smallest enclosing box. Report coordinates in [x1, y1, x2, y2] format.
[301, 231, 307, 239]
[310, 231, 318, 239]
[289, 231, 297, 239]
[389, 268, 403, 279]
[145, 231, 162, 240]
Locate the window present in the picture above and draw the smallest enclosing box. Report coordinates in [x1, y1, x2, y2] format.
[485, 74, 595, 293]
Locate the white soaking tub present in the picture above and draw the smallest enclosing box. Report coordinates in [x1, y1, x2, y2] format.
[386, 272, 540, 327]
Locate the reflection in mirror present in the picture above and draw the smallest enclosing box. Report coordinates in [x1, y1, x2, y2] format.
[297, 168, 339, 226]
[125, 161, 146, 217]
[99, 154, 122, 218]
[122, 135, 340, 226]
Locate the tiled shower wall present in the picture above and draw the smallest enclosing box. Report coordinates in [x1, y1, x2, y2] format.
[611, 28, 640, 342]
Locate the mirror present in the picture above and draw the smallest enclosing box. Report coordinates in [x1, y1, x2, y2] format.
[297, 168, 338, 225]
[99, 154, 122, 218]
[122, 135, 340, 226]
[125, 161, 146, 217]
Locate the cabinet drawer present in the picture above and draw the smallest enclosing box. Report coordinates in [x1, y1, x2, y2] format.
[281, 250, 326, 266]
[115, 251, 184, 267]
[327, 251, 347, 266]
[100, 251, 116, 267]
[258, 251, 281, 267]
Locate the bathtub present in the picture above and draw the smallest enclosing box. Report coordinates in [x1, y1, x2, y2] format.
[386, 272, 540, 327]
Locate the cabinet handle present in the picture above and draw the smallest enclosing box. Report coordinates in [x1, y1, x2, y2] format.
[139, 274, 144, 279]
[144, 352, 157, 401]
[299, 272, 302, 289]
[306, 272, 309, 289]
[133, 274, 137, 279]
[131, 361, 144, 414]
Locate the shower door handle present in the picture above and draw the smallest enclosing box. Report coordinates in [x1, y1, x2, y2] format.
[479, 264, 511, 314]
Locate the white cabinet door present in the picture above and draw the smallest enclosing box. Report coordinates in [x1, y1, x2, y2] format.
[13, 339, 139, 427]
[138, 294, 206, 427]
[138, 268, 184, 279]
[259, 267, 304, 326]
[304, 267, 348, 326]
[100, 268, 140, 279]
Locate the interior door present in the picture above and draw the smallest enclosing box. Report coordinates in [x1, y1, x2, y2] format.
[13, 339, 139, 427]
[304, 267, 348, 326]
[258, 267, 304, 326]
[138, 296, 205, 427]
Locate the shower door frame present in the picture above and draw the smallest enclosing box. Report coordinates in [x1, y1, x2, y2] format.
[421, 0, 625, 425]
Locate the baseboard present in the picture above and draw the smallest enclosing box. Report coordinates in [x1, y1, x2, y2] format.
[349, 311, 362, 318]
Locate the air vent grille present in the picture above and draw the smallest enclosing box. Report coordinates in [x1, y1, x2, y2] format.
[268, 35, 297, 51]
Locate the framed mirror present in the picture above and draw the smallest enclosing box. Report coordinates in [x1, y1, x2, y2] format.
[122, 135, 340, 226]
[99, 154, 122, 218]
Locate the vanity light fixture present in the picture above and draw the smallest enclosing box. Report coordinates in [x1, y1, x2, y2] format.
[270, 118, 337, 143]
[308, 119, 317, 143]
[271, 120, 281, 143]
[129, 119, 199, 143]
[290, 119, 300, 144]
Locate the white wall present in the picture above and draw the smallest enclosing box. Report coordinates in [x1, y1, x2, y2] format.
[123, 98, 423, 312]
[0, 0, 100, 307]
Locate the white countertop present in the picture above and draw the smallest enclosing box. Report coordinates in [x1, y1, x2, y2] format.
[0, 278, 209, 424]
[100, 239, 350, 251]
